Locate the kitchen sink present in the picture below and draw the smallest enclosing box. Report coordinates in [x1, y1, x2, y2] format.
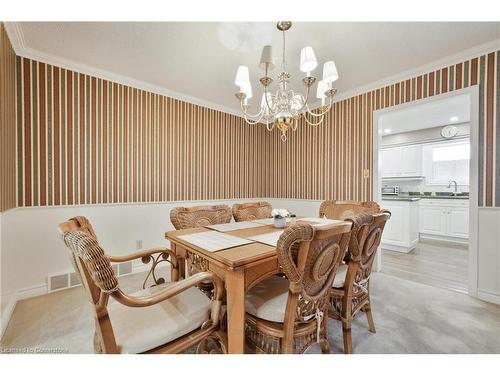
[435, 192, 469, 197]
[405, 191, 469, 199]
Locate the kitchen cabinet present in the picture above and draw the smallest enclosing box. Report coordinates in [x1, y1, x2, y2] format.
[447, 207, 469, 238]
[381, 199, 419, 253]
[381, 144, 423, 178]
[380, 148, 401, 177]
[419, 199, 469, 241]
[420, 206, 447, 235]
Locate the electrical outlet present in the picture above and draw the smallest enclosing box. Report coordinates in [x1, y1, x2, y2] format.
[363, 169, 370, 178]
[136, 240, 143, 250]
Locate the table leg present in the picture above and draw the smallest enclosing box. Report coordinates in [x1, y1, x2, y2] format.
[225, 268, 245, 354]
[179, 257, 186, 279]
[171, 243, 179, 282]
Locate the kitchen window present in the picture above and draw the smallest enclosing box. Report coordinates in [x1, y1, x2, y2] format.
[423, 140, 470, 185]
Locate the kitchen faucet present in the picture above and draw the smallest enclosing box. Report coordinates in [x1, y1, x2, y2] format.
[447, 180, 458, 193]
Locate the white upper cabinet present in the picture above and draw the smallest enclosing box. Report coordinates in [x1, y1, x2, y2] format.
[381, 144, 422, 178]
[380, 148, 401, 177]
[400, 144, 423, 176]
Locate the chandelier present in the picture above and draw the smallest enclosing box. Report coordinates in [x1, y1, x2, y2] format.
[234, 21, 339, 141]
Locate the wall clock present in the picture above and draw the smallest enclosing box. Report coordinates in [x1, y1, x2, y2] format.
[441, 125, 459, 139]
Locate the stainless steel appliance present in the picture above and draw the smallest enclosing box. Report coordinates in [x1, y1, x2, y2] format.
[381, 185, 400, 195]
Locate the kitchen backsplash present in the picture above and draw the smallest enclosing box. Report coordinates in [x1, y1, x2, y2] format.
[392, 179, 470, 194]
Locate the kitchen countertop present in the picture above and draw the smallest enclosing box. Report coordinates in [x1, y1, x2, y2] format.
[382, 196, 421, 202]
[382, 194, 469, 201]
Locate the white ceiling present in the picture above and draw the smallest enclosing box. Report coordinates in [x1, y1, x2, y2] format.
[11, 22, 500, 113]
[378, 93, 471, 135]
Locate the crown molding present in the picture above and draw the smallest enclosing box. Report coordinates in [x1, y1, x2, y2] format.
[2, 22, 246, 119]
[329, 37, 500, 104]
[5, 22, 500, 119]
[295, 36, 500, 111]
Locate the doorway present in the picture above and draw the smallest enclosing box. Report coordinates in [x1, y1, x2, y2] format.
[372, 87, 479, 296]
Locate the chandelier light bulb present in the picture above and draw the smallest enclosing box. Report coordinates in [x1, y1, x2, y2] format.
[316, 80, 328, 106]
[235, 65, 250, 86]
[259, 45, 275, 71]
[300, 46, 318, 74]
[240, 81, 253, 100]
[322, 61, 339, 84]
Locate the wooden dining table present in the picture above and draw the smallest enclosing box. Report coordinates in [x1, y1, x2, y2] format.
[165, 218, 344, 354]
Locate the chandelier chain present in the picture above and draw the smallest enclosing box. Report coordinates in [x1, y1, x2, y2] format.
[282, 30, 286, 71]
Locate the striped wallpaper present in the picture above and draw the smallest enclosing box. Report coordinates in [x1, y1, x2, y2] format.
[11, 49, 500, 209]
[0, 23, 17, 212]
[16, 57, 267, 207]
[268, 51, 500, 208]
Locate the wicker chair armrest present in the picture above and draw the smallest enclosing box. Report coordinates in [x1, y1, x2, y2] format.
[111, 271, 223, 308]
[106, 247, 173, 263]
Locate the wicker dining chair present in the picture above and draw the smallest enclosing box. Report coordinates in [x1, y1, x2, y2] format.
[244, 221, 352, 354]
[232, 201, 272, 222]
[170, 204, 232, 230]
[60, 216, 180, 285]
[329, 211, 391, 354]
[319, 200, 381, 221]
[58, 222, 227, 354]
[169, 205, 232, 294]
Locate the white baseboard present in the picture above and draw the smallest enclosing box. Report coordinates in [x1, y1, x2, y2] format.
[419, 233, 468, 246]
[381, 239, 418, 253]
[0, 262, 171, 338]
[1, 292, 18, 339]
[17, 284, 48, 301]
[132, 262, 153, 274]
[477, 291, 500, 305]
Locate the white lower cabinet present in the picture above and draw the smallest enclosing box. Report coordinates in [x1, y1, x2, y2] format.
[381, 200, 419, 253]
[446, 207, 469, 238]
[419, 199, 469, 241]
[382, 198, 469, 252]
[420, 206, 447, 235]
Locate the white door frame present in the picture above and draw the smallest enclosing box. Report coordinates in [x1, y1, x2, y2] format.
[372, 86, 479, 297]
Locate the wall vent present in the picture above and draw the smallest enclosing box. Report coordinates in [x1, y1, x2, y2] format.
[69, 272, 82, 287]
[118, 262, 133, 276]
[48, 261, 134, 293]
[48, 274, 69, 292]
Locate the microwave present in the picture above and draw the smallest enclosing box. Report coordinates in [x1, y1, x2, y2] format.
[381, 186, 400, 195]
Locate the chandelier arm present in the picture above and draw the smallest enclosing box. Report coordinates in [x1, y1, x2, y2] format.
[262, 85, 276, 114]
[305, 103, 332, 117]
[243, 114, 266, 125]
[304, 95, 334, 117]
[302, 112, 326, 127]
[266, 120, 275, 131]
[240, 100, 265, 119]
[294, 85, 312, 113]
[243, 113, 264, 125]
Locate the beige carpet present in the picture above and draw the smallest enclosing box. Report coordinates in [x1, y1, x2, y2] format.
[2, 272, 500, 354]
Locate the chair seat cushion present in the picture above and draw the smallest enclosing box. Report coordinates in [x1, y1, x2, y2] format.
[332, 264, 348, 288]
[245, 276, 290, 323]
[108, 284, 211, 353]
